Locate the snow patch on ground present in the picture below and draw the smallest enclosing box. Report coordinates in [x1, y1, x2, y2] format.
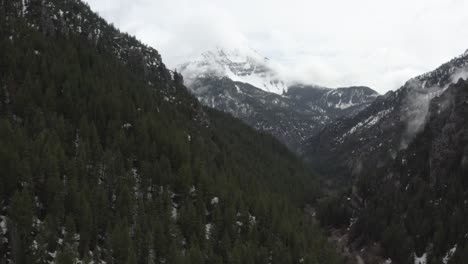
[249, 214, 256, 225]
[205, 223, 212, 239]
[442, 244, 457, 264]
[338, 108, 392, 142]
[0, 216, 7, 235]
[334, 100, 357, 109]
[189, 185, 196, 194]
[171, 206, 178, 220]
[32, 240, 38, 250]
[413, 252, 427, 264]
[122, 123, 132, 129]
[363, 108, 392, 127]
[22, 0, 27, 14]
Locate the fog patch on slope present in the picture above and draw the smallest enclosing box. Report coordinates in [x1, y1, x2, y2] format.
[450, 68, 468, 84]
[400, 83, 441, 149]
[400, 67, 468, 149]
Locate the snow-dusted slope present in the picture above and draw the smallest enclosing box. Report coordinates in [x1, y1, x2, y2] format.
[301, 49, 468, 263]
[304, 48, 468, 179]
[179, 47, 288, 94]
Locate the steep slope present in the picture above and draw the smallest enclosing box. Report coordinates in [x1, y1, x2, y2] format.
[0, 1, 342, 263]
[304, 50, 468, 184]
[348, 79, 468, 263]
[307, 52, 468, 263]
[181, 51, 378, 152]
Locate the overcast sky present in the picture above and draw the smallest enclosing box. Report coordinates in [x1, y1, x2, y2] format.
[85, 0, 468, 93]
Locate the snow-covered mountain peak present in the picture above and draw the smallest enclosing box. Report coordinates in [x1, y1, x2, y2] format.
[202, 47, 267, 64]
[179, 47, 288, 94]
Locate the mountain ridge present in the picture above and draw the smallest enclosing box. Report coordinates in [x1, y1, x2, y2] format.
[180, 48, 379, 152]
[307, 49, 468, 263]
[303, 48, 468, 182]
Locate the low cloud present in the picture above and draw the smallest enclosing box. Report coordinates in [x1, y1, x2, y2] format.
[86, 0, 468, 93]
[400, 66, 468, 149]
[451, 67, 468, 84]
[400, 82, 441, 149]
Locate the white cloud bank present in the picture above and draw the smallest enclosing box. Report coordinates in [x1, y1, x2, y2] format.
[85, 0, 468, 93]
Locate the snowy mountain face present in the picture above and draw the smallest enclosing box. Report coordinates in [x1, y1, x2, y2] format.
[303, 49, 468, 183]
[179, 48, 287, 94]
[180, 49, 379, 152]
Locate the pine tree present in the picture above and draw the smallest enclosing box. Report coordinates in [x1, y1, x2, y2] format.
[78, 196, 93, 257]
[8, 189, 34, 264]
[56, 247, 76, 264]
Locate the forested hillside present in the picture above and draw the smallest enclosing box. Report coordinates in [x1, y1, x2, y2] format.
[0, 0, 341, 263]
[348, 79, 468, 263]
[313, 78, 468, 263]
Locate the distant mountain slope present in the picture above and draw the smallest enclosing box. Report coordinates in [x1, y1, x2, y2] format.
[307, 51, 468, 263]
[304, 50, 468, 183]
[348, 78, 468, 264]
[179, 47, 288, 94]
[181, 49, 379, 152]
[0, 0, 342, 263]
[286, 85, 378, 119]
